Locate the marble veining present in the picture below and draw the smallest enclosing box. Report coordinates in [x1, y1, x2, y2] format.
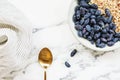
[28, 25, 120, 80]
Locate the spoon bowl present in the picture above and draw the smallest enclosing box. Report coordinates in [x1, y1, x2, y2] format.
[38, 47, 53, 80]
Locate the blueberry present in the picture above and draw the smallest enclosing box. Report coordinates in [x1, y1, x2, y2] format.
[105, 26, 110, 31]
[101, 16, 108, 23]
[75, 24, 83, 31]
[82, 28, 87, 34]
[90, 3, 98, 9]
[83, 34, 87, 38]
[84, 18, 90, 25]
[109, 22, 116, 29]
[75, 21, 80, 25]
[84, 0, 91, 3]
[95, 10, 101, 16]
[96, 39, 101, 44]
[94, 34, 98, 40]
[86, 25, 91, 32]
[99, 43, 106, 48]
[85, 32, 89, 36]
[84, 13, 91, 19]
[101, 33, 107, 38]
[73, 14, 77, 23]
[90, 15, 96, 19]
[89, 9, 96, 15]
[115, 33, 120, 38]
[78, 0, 91, 3]
[87, 36, 92, 41]
[96, 43, 106, 48]
[78, 31, 83, 37]
[107, 15, 113, 23]
[65, 61, 71, 68]
[76, 10, 81, 19]
[101, 38, 107, 43]
[94, 25, 101, 31]
[79, 18, 85, 25]
[113, 38, 119, 43]
[96, 15, 102, 21]
[102, 28, 107, 33]
[105, 8, 111, 17]
[112, 25, 116, 31]
[107, 34, 113, 41]
[90, 40, 94, 44]
[75, 6, 80, 12]
[90, 31, 94, 37]
[96, 43, 100, 47]
[85, 0, 91, 3]
[107, 41, 115, 46]
[79, 1, 90, 8]
[91, 19, 96, 24]
[99, 21, 105, 27]
[94, 33, 101, 39]
[83, 32, 89, 38]
[109, 30, 115, 34]
[109, 23, 116, 31]
[80, 7, 86, 16]
[102, 33, 110, 38]
[70, 49, 77, 57]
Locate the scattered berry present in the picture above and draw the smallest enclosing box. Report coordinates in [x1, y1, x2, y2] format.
[65, 61, 71, 68]
[70, 49, 77, 57]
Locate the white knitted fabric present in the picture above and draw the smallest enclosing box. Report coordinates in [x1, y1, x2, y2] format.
[0, 0, 33, 79]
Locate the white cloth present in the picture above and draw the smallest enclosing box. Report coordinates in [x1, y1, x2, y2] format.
[0, 0, 33, 79]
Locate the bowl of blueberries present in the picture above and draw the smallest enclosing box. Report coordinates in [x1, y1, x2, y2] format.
[68, 0, 120, 51]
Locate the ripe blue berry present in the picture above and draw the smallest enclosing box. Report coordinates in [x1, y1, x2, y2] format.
[96, 43, 106, 48]
[70, 49, 77, 57]
[102, 28, 107, 33]
[75, 24, 82, 31]
[65, 61, 71, 68]
[107, 41, 115, 46]
[101, 38, 107, 43]
[84, 18, 90, 25]
[89, 9, 96, 15]
[107, 15, 113, 23]
[98, 21, 104, 27]
[91, 19, 96, 24]
[86, 25, 91, 32]
[95, 10, 101, 16]
[96, 39, 101, 44]
[105, 8, 111, 17]
[90, 3, 98, 9]
[113, 38, 119, 43]
[79, 1, 90, 8]
[78, 31, 83, 37]
[90, 15, 96, 19]
[84, 13, 91, 19]
[87, 36, 92, 41]
[94, 25, 101, 32]
[75, 6, 80, 12]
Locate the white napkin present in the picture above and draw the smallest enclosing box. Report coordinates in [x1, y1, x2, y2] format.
[0, 0, 33, 79]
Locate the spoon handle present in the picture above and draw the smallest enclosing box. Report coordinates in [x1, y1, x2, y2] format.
[44, 71, 46, 80]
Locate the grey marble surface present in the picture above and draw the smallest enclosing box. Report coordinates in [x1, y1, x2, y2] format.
[7, 0, 120, 80]
[13, 23, 120, 80]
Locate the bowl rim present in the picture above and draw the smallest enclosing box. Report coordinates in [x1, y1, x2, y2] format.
[67, 0, 120, 51]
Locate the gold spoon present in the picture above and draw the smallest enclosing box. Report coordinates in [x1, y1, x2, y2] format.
[38, 47, 53, 80]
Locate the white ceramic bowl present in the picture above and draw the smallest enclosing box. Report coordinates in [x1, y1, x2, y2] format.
[68, 0, 120, 51]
